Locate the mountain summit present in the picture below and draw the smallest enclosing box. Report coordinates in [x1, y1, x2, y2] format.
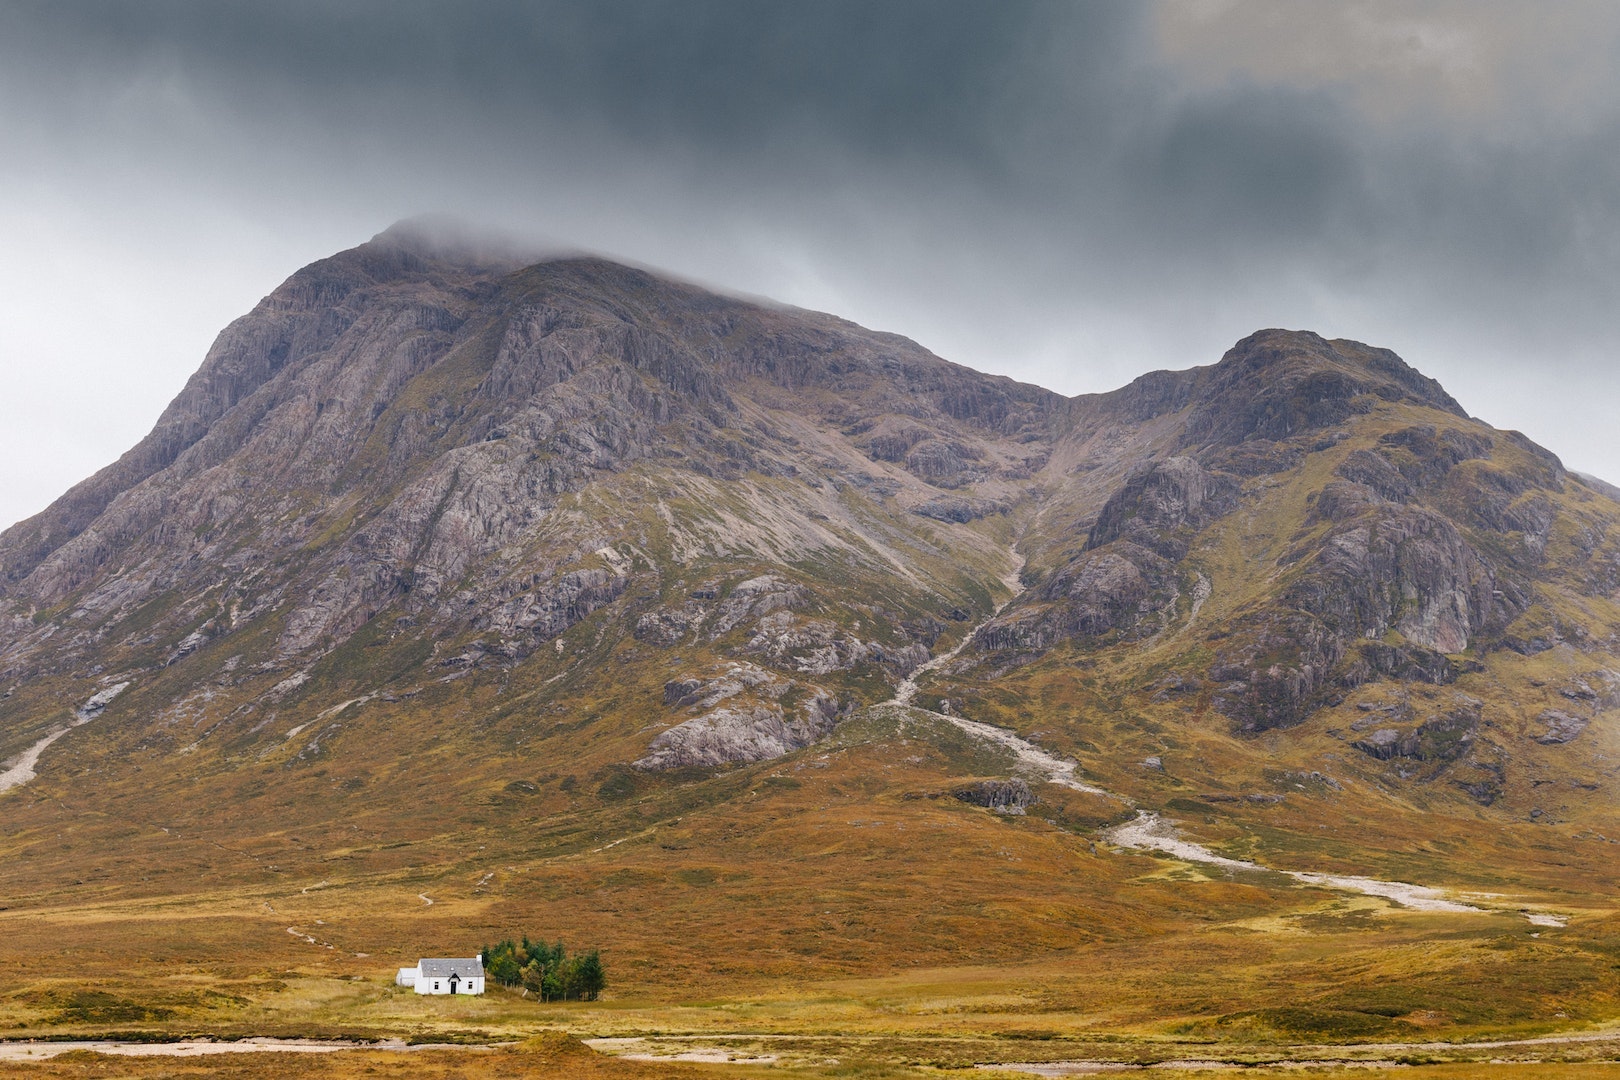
[2, 230, 1619, 1040]
[2, 231, 1615, 775]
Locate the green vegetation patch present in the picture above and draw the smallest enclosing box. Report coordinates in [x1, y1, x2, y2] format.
[481, 938, 605, 1001]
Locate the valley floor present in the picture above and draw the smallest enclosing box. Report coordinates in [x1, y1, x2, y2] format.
[5, 706, 1620, 1078]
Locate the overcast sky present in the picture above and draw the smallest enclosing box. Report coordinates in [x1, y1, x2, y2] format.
[2, 1, 1619, 529]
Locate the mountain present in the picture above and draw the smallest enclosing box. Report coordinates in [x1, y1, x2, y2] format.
[2, 223, 1620, 1054]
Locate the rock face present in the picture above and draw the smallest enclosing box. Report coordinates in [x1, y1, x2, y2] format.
[975, 457, 1237, 651]
[1180, 331, 1467, 448]
[636, 662, 841, 770]
[1087, 457, 1237, 559]
[1536, 710, 1590, 745]
[1211, 502, 1513, 731]
[1351, 698, 1481, 764]
[636, 693, 841, 770]
[953, 778, 1035, 813]
[77, 681, 130, 719]
[1203, 428, 1565, 732]
[0, 224, 1617, 793]
[482, 569, 628, 656]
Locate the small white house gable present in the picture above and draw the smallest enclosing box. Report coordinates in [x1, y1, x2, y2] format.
[406, 956, 484, 995]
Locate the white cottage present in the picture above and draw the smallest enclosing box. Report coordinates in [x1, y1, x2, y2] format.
[396, 956, 485, 995]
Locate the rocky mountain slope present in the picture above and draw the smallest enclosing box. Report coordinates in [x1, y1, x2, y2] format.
[0, 223, 1057, 767]
[977, 332, 1610, 732]
[3, 223, 1620, 1039]
[4, 219, 1619, 816]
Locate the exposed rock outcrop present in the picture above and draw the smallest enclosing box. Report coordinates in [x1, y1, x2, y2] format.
[711, 575, 805, 637]
[953, 778, 1034, 813]
[974, 459, 1238, 652]
[1212, 495, 1524, 731]
[1086, 457, 1237, 560]
[1536, 710, 1590, 745]
[78, 681, 131, 719]
[480, 568, 628, 651]
[636, 690, 840, 770]
[975, 544, 1172, 653]
[980, 464, 1540, 704]
[637, 661, 844, 769]
[912, 496, 1009, 523]
[1350, 697, 1481, 765]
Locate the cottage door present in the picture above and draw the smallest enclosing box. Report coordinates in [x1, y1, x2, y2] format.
[448, 973, 460, 994]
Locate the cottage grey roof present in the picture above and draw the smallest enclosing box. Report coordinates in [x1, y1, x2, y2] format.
[419, 957, 483, 977]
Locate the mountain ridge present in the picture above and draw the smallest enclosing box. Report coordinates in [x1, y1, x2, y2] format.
[0, 231, 1609, 756]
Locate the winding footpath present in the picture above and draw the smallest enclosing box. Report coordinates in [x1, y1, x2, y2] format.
[887, 551, 1496, 917]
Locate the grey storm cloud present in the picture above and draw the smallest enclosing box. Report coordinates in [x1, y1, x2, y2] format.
[1, 1, 1618, 529]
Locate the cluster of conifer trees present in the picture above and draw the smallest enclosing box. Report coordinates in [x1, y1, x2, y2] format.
[481, 938, 605, 1001]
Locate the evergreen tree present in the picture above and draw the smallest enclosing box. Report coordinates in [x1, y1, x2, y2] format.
[575, 949, 605, 1001]
[481, 936, 603, 1000]
[553, 956, 581, 1001]
[541, 942, 568, 1001]
[482, 938, 524, 986]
